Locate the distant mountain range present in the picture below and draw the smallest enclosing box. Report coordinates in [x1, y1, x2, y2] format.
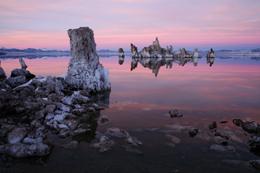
[0, 48, 131, 58]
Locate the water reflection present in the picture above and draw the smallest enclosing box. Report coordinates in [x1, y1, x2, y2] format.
[118, 56, 124, 65]
[129, 55, 213, 77]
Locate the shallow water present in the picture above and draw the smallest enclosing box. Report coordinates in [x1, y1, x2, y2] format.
[1, 56, 260, 173]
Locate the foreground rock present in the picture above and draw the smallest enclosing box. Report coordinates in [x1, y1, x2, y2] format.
[91, 128, 142, 152]
[233, 119, 260, 156]
[65, 27, 110, 91]
[0, 143, 50, 158]
[0, 60, 6, 81]
[249, 160, 260, 170]
[0, 74, 110, 157]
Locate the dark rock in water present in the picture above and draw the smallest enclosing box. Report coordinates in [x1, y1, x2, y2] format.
[220, 121, 228, 124]
[249, 160, 260, 170]
[19, 58, 28, 70]
[232, 119, 244, 126]
[65, 27, 110, 91]
[105, 127, 129, 138]
[249, 136, 260, 155]
[11, 69, 35, 80]
[130, 43, 139, 58]
[209, 121, 217, 130]
[209, 144, 235, 152]
[169, 109, 183, 118]
[6, 76, 28, 88]
[118, 48, 125, 57]
[0, 143, 50, 158]
[0, 67, 6, 81]
[242, 121, 259, 134]
[214, 136, 228, 146]
[214, 131, 229, 140]
[189, 128, 199, 137]
[233, 119, 260, 134]
[91, 135, 115, 152]
[118, 48, 125, 65]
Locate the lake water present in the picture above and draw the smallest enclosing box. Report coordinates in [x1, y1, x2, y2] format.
[1, 56, 260, 173]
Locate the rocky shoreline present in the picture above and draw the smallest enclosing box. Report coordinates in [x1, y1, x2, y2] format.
[0, 27, 112, 158]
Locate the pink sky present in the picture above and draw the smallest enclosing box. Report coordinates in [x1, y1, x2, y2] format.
[0, 0, 260, 50]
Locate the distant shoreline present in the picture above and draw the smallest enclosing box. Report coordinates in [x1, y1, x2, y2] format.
[0, 48, 259, 59]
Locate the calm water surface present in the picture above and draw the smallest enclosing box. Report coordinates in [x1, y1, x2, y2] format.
[1, 56, 260, 173]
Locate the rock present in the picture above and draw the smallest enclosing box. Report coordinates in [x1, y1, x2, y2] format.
[169, 109, 183, 118]
[8, 128, 27, 144]
[118, 48, 125, 57]
[23, 137, 43, 144]
[44, 104, 56, 114]
[6, 76, 27, 88]
[130, 43, 139, 58]
[233, 119, 244, 126]
[19, 58, 28, 70]
[189, 128, 199, 137]
[105, 128, 129, 138]
[249, 160, 260, 170]
[58, 124, 69, 130]
[73, 128, 87, 135]
[63, 91, 89, 105]
[166, 135, 181, 144]
[65, 27, 110, 91]
[220, 121, 228, 124]
[53, 114, 66, 122]
[10, 68, 35, 80]
[214, 136, 228, 146]
[0, 143, 50, 158]
[0, 60, 6, 81]
[92, 135, 114, 152]
[209, 121, 217, 130]
[209, 144, 235, 152]
[214, 131, 229, 140]
[126, 136, 142, 146]
[98, 115, 109, 125]
[242, 121, 259, 134]
[233, 119, 260, 134]
[62, 140, 78, 149]
[249, 136, 260, 155]
[193, 48, 199, 59]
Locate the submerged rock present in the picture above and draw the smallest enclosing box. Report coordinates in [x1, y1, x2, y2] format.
[92, 135, 114, 152]
[65, 27, 110, 91]
[233, 119, 260, 134]
[0, 143, 50, 158]
[189, 128, 199, 137]
[209, 144, 235, 152]
[166, 134, 181, 144]
[105, 127, 129, 138]
[249, 160, 260, 170]
[209, 121, 217, 130]
[169, 109, 183, 118]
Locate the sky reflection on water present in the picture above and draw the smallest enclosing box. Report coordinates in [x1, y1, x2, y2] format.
[1, 56, 260, 127]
